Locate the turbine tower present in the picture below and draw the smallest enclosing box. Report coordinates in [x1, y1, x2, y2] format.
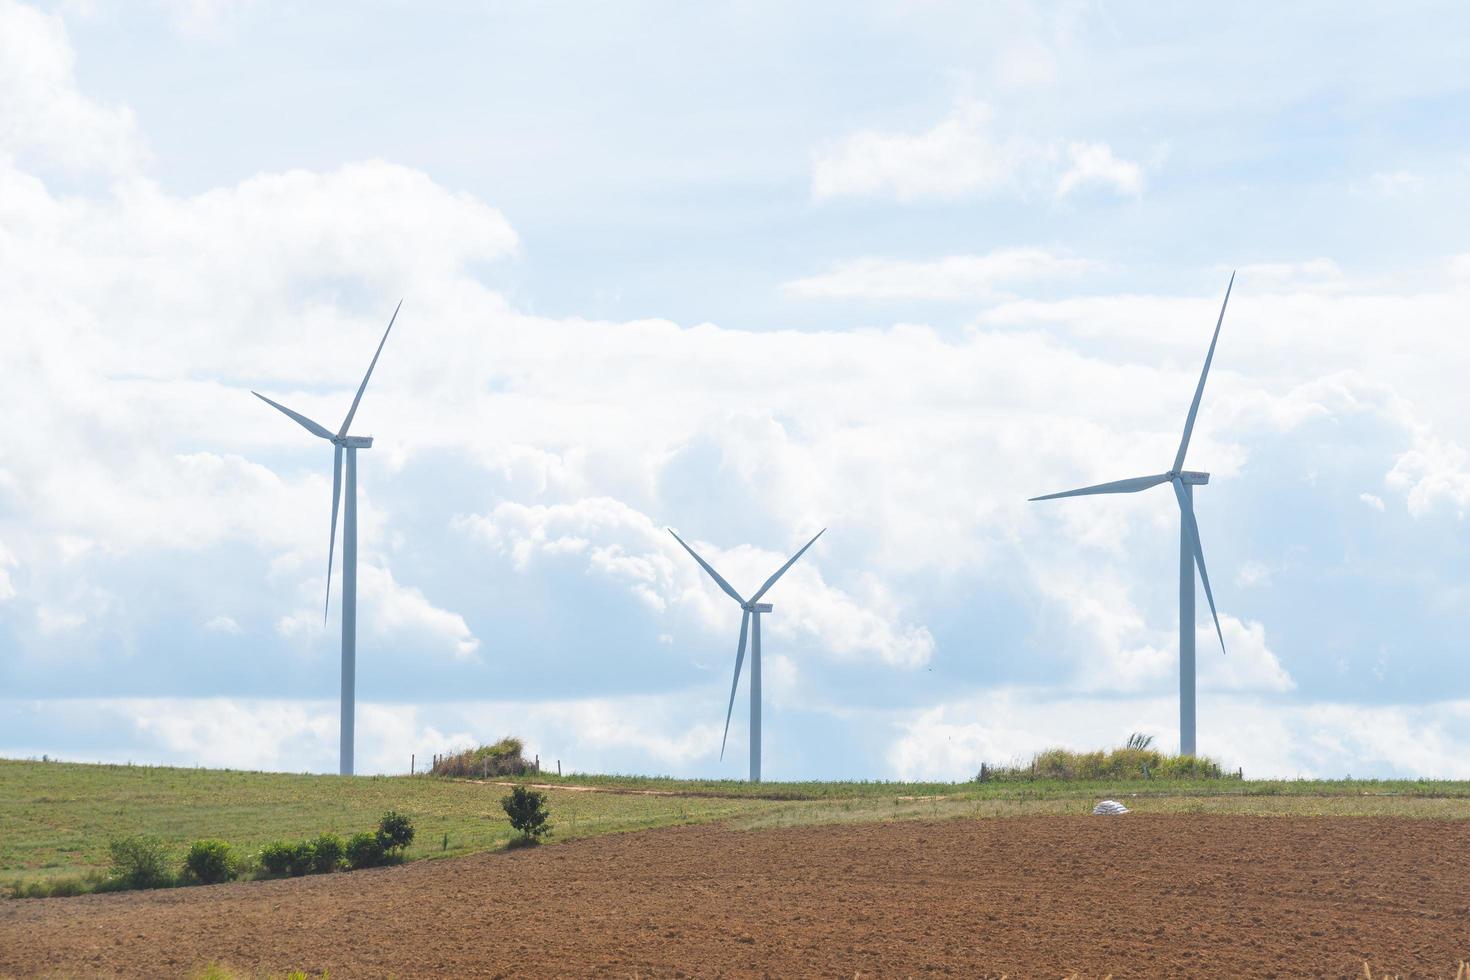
[669, 528, 825, 782]
[253, 302, 401, 776]
[1030, 274, 1234, 757]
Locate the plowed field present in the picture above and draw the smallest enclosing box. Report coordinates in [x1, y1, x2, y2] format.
[2, 815, 1467, 977]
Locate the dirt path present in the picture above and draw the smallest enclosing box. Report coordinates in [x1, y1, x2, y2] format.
[2, 815, 1467, 978]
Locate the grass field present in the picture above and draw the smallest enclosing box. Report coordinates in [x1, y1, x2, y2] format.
[5, 757, 1470, 892]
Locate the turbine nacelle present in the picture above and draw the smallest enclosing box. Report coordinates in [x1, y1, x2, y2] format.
[741, 602, 774, 613]
[336, 435, 374, 449]
[1174, 470, 1209, 485]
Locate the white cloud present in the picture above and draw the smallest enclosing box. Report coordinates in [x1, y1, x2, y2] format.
[0, 0, 146, 174]
[36, 605, 86, 634]
[1055, 141, 1143, 198]
[203, 614, 241, 634]
[1368, 171, 1423, 197]
[889, 691, 1470, 780]
[1236, 560, 1272, 588]
[1359, 492, 1385, 512]
[460, 498, 935, 669]
[1200, 617, 1295, 693]
[811, 101, 1042, 202]
[0, 540, 15, 601]
[811, 102, 1145, 204]
[783, 247, 1096, 301]
[0, 695, 723, 775]
[276, 563, 479, 661]
[1386, 430, 1470, 518]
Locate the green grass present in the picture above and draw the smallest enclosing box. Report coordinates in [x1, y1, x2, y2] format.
[5, 757, 1470, 894]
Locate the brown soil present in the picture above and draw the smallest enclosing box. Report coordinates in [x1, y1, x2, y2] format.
[2, 815, 1467, 978]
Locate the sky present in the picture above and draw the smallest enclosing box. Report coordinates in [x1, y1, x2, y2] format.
[3, 0, 1470, 780]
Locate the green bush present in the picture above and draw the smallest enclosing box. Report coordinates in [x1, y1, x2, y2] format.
[258, 840, 294, 876]
[501, 785, 551, 841]
[311, 833, 345, 873]
[376, 810, 415, 857]
[183, 839, 237, 885]
[345, 830, 385, 869]
[285, 840, 316, 877]
[108, 835, 173, 889]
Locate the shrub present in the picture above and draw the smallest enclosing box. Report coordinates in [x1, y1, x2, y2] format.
[345, 830, 385, 870]
[376, 810, 415, 858]
[285, 840, 317, 877]
[431, 736, 529, 778]
[258, 840, 294, 876]
[108, 835, 173, 889]
[501, 785, 551, 841]
[184, 839, 237, 885]
[311, 833, 344, 873]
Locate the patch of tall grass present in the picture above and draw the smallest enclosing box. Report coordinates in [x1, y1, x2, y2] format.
[980, 746, 1226, 781]
[430, 737, 529, 778]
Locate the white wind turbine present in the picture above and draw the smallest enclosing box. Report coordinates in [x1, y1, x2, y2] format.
[253, 302, 401, 776]
[669, 528, 825, 782]
[1030, 274, 1234, 757]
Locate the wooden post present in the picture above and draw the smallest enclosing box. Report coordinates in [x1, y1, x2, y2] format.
[557, 759, 561, 777]
[411, 753, 415, 776]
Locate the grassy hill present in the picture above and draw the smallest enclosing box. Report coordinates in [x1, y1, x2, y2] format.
[5, 757, 1470, 893]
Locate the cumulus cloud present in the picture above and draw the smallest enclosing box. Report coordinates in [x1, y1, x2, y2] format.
[459, 498, 935, 668]
[203, 614, 241, 634]
[888, 691, 1470, 780]
[1386, 430, 1470, 518]
[276, 563, 479, 661]
[811, 102, 1040, 202]
[1055, 141, 1143, 198]
[783, 247, 1096, 301]
[0, 0, 146, 174]
[811, 101, 1145, 203]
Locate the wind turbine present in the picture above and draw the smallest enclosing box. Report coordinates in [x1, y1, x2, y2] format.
[253, 302, 401, 776]
[668, 527, 825, 782]
[1030, 274, 1234, 757]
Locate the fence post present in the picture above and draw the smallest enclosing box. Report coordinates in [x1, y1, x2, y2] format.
[557, 759, 561, 777]
[535, 754, 540, 774]
[411, 753, 415, 776]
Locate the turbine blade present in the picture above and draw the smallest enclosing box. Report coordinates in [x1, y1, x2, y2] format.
[1172, 272, 1234, 473]
[1029, 473, 1171, 501]
[720, 610, 751, 760]
[338, 300, 402, 438]
[750, 528, 826, 603]
[667, 529, 745, 604]
[324, 444, 343, 624]
[253, 392, 334, 441]
[1173, 477, 1226, 655]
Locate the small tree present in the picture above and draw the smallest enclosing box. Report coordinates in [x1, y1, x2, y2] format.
[501, 785, 551, 843]
[376, 810, 415, 860]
